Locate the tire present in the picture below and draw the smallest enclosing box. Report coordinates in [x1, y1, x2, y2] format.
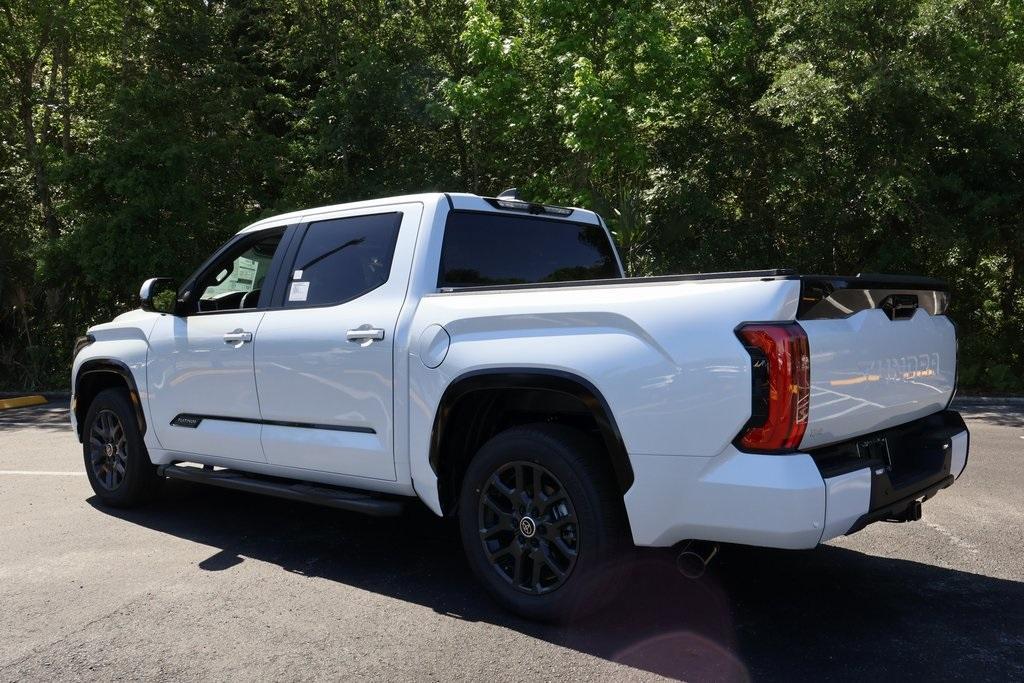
[458, 423, 630, 622]
[82, 387, 162, 507]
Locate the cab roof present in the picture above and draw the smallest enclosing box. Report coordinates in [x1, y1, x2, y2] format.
[238, 192, 602, 234]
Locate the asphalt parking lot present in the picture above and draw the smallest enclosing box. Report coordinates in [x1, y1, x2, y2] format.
[0, 401, 1021, 682]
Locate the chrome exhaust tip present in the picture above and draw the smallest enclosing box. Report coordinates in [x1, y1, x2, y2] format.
[675, 540, 720, 579]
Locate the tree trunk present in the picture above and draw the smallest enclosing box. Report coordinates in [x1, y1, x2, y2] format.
[17, 77, 59, 239]
[60, 40, 71, 155]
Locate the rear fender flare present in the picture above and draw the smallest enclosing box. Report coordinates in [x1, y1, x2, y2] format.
[429, 368, 634, 494]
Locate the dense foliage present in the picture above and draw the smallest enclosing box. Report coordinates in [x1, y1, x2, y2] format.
[1, 0, 1022, 391]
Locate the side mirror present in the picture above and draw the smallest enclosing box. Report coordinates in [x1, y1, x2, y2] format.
[140, 277, 179, 314]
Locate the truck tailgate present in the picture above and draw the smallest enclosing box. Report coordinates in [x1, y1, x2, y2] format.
[797, 276, 956, 449]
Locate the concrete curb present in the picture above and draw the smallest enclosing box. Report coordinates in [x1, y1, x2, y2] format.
[0, 391, 69, 401]
[0, 395, 47, 410]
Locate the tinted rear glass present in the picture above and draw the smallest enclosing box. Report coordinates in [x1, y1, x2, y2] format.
[438, 212, 619, 288]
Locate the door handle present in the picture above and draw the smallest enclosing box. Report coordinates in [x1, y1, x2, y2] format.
[223, 329, 253, 346]
[346, 327, 385, 343]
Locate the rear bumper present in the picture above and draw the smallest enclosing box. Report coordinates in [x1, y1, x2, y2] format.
[623, 410, 969, 549]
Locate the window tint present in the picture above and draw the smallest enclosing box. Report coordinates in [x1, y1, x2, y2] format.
[285, 212, 402, 307]
[196, 231, 283, 312]
[438, 212, 619, 288]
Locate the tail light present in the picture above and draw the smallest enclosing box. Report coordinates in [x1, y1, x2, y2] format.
[735, 323, 810, 452]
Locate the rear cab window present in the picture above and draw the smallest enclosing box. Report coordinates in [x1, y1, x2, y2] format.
[438, 211, 621, 288]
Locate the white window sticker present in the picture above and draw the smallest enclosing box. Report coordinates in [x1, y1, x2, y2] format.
[288, 281, 310, 302]
[292, 270, 303, 280]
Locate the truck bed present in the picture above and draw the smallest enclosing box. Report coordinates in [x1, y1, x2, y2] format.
[439, 270, 948, 314]
[428, 269, 955, 452]
[437, 268, 798, 293]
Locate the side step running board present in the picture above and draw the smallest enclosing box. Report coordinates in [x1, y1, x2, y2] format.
[159, 464, 405, 517]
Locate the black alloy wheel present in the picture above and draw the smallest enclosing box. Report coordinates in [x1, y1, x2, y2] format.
[459, 423, 630, 622]
[88, 409, 128, 490]
[478, 461, 580, 595]
[82, 387, 161, 507]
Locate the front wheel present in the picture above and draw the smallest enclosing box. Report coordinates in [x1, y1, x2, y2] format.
[458, 423, 630, 621]
[82, 387, 161, 507]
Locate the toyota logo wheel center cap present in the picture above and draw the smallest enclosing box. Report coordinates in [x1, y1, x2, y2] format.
[518, 516, 537, 538]
[104, 443, 115, 458]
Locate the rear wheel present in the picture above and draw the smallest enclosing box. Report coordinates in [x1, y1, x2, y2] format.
[458, 423, 629, 621]
[82, 388, 161, 507]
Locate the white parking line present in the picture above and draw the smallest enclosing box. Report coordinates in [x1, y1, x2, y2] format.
[0, 470, 85, 476]
[810, 384, 885, 408]
[814, 395, 852, 408]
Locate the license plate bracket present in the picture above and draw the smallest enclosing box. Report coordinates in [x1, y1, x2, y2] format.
[858, 436, 893, 469]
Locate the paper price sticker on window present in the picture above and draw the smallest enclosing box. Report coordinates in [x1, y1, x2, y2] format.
[288, 281, 310, 302]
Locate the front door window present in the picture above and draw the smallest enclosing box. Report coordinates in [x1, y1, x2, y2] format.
[195, 232, 282, 312]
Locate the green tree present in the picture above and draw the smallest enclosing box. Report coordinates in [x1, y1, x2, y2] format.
[0, 0, 1021, 392]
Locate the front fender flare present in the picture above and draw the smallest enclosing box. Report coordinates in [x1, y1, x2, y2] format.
[73, 359, 146, 441]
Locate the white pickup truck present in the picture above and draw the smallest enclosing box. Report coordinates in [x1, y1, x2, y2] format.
[71, 191, 969, 620]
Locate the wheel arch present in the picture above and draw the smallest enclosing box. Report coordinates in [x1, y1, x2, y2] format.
[429, 368, 634, 515]
[73, 360, 146, 442]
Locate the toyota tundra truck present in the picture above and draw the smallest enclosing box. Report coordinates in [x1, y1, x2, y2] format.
[71, 191, 969, 620]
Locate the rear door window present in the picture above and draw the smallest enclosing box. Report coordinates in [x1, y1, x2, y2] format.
[285, 212, 402, 307]
[438, 211, 619, 288]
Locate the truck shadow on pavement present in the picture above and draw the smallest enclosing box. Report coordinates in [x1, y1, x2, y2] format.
[89, 481, 1024, 682]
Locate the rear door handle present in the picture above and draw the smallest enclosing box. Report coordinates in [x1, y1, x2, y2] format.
[223, 329, 253, 346]
[346, 327, 385, 343]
